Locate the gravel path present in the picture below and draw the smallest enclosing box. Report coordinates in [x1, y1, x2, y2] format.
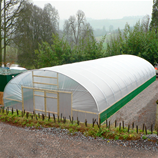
[0, 122, 158, 158]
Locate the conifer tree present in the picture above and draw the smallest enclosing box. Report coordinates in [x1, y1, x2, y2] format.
[150, 0, 158, 33]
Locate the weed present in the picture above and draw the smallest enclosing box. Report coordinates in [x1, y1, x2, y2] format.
[14, 120, 18, 123]
[114, 135, 120, 140]
[96, 128, 105, 137]
[142, 135, 147, 140]
[35, 122, 40, 128]
[22, 122, 27, 126]
[122, 134, 128, 140]
[122, 128, 128, 133]
[26, 123, 30, 127]
[69, 128, 74, 133]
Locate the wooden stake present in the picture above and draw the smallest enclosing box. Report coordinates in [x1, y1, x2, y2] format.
[12, 107, 14, 115]
[85, 119, 87, 127]
[106, 119, 108, 128]
[132, 122, 134, 129]
[26, 112, 29, 119]
[128, 125, 130, 133]
[115, 120, 117, 128]
[136, 125, 138, 134]
[77, 120, 80, 126]
[119, 123, 121, 131]
[16, 109, 18, 115]
[69, 115, 71, 122]
[53, 114, 56, 123]
[48, 113, 50, 121]
[145, 126, 147, 135]
[92, 118, 95, 127]
[151, 124, 153, 134]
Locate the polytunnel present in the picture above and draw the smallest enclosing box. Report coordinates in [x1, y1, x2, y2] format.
[3, 55, 156, 123]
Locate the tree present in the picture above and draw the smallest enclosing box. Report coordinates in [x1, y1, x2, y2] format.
[141, 15, 150, 33]
[13, 2, 59, 69]
[63, 10, 93, 48]
[150, 0, 158, 33]
[35, 34, 73, 68]
[0, 0, 25, 66]
[35, 32, 106, 68]
[106, 19, 158, 65]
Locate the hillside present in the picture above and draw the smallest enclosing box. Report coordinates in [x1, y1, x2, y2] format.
[59, 16, 145, 31]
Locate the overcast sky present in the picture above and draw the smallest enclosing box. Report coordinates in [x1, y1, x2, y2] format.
[31, 0, 153, 20]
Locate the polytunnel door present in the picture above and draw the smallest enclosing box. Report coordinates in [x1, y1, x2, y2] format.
[33, 90, 58, 116]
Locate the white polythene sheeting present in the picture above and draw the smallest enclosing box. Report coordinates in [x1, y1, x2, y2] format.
[3, 55, 156, 114]
[41, 55, 155, 113]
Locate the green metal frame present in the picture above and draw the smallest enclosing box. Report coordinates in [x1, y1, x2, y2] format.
[0, 73, 20, 92]
[100, 75, 156, 124]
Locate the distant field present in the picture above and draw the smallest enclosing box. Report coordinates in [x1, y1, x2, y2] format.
[95, 32, 119, 49]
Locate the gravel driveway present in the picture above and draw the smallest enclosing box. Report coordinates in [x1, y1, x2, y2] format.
[0, 122, 158, 158]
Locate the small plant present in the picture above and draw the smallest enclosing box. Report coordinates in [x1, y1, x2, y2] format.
[22, 121, 27, 126]
[122, 134, 128, 140]
[114, 135, 120, 140]
[35, 122, 40, 128]
[142, 135, 147, 140]
[7, 118, 10, 122]
[14, 120, 18, 123]
[69, 128, 74, 133]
